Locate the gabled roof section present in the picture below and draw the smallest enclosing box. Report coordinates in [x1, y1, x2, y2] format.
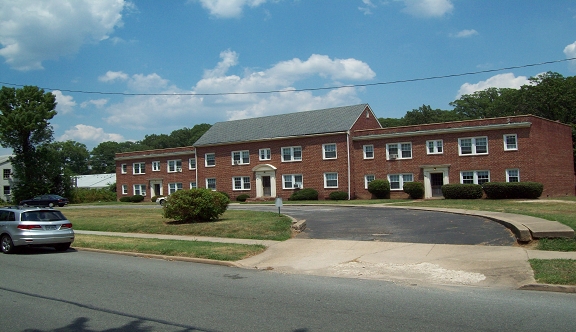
[195, 104, 371, 146]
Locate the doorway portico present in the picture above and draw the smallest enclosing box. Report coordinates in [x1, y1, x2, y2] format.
[253, 164, 277, 198]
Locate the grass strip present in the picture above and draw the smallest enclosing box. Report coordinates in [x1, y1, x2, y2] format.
[529, 259, 576, 285]
[73, 234, 266, 261]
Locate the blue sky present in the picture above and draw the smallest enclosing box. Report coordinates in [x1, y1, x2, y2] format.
[1, 0, 576, 155]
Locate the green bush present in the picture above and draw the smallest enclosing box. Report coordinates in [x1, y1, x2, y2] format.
[162, 188, 230, 222]
[482, 182, 544, 199]
[236, 194, 250, 202]
[151, 195, 160, 203]
[403, 182, 424, 199]
[119, 196, 132, 202]
[441, 184, 483, 199]
[329, 191, 348, 200]
[368, 179, 390, 199]
[289, 188, 318, 201]
[218, 191, 230, 199]
[70, 188, 116, 204]
[129, 195, 145, 203]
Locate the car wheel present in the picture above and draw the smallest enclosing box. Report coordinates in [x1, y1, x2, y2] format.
[1, 234, 16, 254]
[160, 199, 166, 206]
[58, 204, 65, 207]
[49, 202, 54, 207]
[54, 243, 71, 252]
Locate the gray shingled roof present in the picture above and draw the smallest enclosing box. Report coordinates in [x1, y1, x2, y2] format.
[194, 104, 370, 146]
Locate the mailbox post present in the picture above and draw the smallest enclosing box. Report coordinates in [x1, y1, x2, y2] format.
[275, 197, 283, 216]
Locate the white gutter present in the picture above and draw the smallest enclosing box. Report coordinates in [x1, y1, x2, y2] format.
[346, 130, 351, 200]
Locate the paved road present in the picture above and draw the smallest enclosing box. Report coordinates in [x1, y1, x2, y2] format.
[230, 205, 517, 245]
[2, 250, 576, 331]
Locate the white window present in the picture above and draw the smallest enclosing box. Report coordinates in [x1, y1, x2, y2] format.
[233, 176, 251, 190]
[281, 146, 302, 162]
[121, 184, 128, 195]
[426, 140, 443, 154]
[133, 162, 145, 174]
[133, 184, 146, 196]
[365, 175, 375, 189]
[168, 182, 183, 194]
[324, 172, 338, 188]
[205, 153, 216, 167]
[190, 182, 197, 189]
[283, 174, 303, 189]
[323, 144, 337, 159]
[459, 137, 488, 155]
[152, 161, 160, 171]
[259, 148, 271, 161]
[460, 170, 490, 185]
[168, 159, 182, 172]
[504, 134, 518, 151]
[232, 150, 250, 165]
[388, 174, 413, 190]
[506, 169, 520, 182]
[189, 157, 196, 170]
[363, 145, 374, 159]
[121, 164, 127, 174]
[386, 143, 412, 160]
[206, 178, 216, 190]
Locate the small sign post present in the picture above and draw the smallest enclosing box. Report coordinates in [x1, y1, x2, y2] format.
[275, 197, 283, 216]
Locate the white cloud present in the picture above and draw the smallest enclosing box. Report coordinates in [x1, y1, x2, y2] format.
[402, 0, 453, 18]
[0, 0, 129, 71]
[51, 90, 76, 115]
[359, 0, 376, 15]
[59, 124, 125, 143]
[452, 29, 478, 38]
[99, 71, 170, 92]
[99, 71, 129, 82]
[456, 73, 531, 98]
[563, 41, 576, 71]
[80, 99, 109, 108]
[194, 0, 268, 18]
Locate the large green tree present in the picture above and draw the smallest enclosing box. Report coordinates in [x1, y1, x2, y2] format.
[0, 86, 64, 202]
[90, 141, 139, 174]
[50, 140, 91, 175]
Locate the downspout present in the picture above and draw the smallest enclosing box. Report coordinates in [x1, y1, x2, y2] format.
[346, 130, 351, 200]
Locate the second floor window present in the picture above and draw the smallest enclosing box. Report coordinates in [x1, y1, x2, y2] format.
[205, 153, 216, 167]
[152, 161, 160, 171]
[121, 164, 127, 174]
[168, 160, 182, 172]
[387, 143, 412, 160]
[426, 140, 443, 154]
[282, 146, 302, 162]
[3, 169, 10, 179]
[133, 162, 145, 174]
[504, 134, 518, 151]
[232, 150, 250, 165]
[189, 157, 196, 170]
[323, 144, 337, 159]
[259, 148, 271, 160]
[363, 145, 374, 159]
[459, 137, 488, 155]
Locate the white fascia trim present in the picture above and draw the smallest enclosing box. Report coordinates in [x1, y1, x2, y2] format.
[115, 150, 195, 161]
[353, 122, 531, 141]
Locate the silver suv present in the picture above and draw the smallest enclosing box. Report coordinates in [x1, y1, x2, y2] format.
[0, 206, 75, 254]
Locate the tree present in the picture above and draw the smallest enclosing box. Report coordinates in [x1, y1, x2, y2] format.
[402, 105, 463, 125]
[50, 140, 90, 175]
[450, 87, 521, 119]
[0, 86, 61, 202]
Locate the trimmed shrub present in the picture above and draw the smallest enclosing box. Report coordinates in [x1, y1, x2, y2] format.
[119, 196, 132, 202]
[218, 191, 230, 199]
[130, 195, 145, 203]
[368, 179, 390, 199]
[329, 191, 348, 200]
[236, 194, 250, 202]
[289, 188, 318, 201]
[162, 188, 230, 222]
[482, 182, 544, 199]
[151, 195, 160, 203]
[403, 182, 424, 199]
[70, 188, 116, 204]
[441, 184, 483, 199]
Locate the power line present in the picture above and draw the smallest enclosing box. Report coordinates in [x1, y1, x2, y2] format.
[1, 57, 574, 97]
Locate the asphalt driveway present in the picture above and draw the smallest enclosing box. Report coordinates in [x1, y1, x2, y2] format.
[229, 205, 517, 246]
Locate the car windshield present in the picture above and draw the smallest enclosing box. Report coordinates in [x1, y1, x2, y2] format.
[21, 211, 67, 222]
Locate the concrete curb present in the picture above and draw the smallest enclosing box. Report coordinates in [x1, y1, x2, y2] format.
[518, 284, 576, 293]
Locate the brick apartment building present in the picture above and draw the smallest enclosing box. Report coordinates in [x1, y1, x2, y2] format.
[115, 104, 575, 201]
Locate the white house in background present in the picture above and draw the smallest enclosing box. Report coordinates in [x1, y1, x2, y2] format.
[0, 155, 14, 202]
[73, 174, 116, 189]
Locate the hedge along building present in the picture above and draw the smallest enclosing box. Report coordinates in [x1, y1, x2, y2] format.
[115, 104, 575, 201]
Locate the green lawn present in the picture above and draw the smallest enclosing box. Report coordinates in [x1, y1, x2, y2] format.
[529, 259, 576, 285]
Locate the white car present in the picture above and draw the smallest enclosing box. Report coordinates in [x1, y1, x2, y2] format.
[156, 196, 168, 206]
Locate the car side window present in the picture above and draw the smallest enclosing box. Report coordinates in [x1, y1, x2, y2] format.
[0, 210, 7, 221]
[8, 212, 15, 221]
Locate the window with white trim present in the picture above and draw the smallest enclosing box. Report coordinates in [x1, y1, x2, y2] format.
[324, 172, 338, 188]
[460, 170, 490, 184]
[189, 157, 196, 170]
[363, 145, 374, 159]
[459, 137, 488, 155]
[283, 174, 303, 189]
[190, 182, 197, 189]
[3, 169, 11, 179]
[121, 184, 128, 195]
[388, 173, 413, 190]
[133, 162, 145, 174]
[233, 176, 251, 190]
[205, 153, 216, 167]
[426, 140, 443, 154]
[259, 148, 271, 161]
[365, 175, 375, 189]
[506, 169, 520, 182]
[232, 150, 250, 165]
[281, 146, 302, 162]
[323, 144, 337, 159]
[504, 134, 518, 151]
[121, 164, 127, 174]
[386, 143, 412, 160]
[152, 161, 160, 171]
[168, 182, 183, 194]
[133, 184, 146, 196]
[206, 178, 216, 190]
[168, 159, 182, 172]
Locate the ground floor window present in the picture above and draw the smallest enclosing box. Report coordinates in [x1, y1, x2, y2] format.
[388, 173, 413, 190]
[133, 184, 146, 196]
[324, 173, 338, 188]
[206, 178, 216, 190]
[190, 182, 197, 189]
[506, 169, 520, 182]
[3, 185, 10, 195]
[283, 174, 303, 189]
[233, 176, 251, 190]
[364, 175, 375, 189]
[121, 184, 128, 195]
[169, 182, 183, 194]
[460, 170, 490, 185]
